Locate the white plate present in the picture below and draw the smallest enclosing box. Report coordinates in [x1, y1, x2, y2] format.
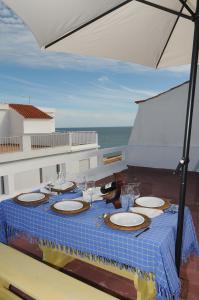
[54, 200, 83, 211]
[135, 197, 165, 208]
[52, 181, 74, 191]
[18, 193, 45, 202]
[110, 212, 145, 227]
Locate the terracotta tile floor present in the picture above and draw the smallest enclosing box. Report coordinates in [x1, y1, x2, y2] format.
[8, 167, 199, 299]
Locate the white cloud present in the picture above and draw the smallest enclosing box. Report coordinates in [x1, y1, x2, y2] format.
[0, 69, 158, 110]
[97, 76, 109, 83]
[161, 64, 190, 75]
[54, 82, 159, 111]
[55, 108, 137, 127]
[0, 74, 49, 90]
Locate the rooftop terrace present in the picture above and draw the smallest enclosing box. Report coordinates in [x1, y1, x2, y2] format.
[8, 166, 199, 300]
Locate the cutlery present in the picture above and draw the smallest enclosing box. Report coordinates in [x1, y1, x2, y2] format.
[165, 204, 178, 214]
[165, 210, 177, 214]
[135, 227, 150, 238]
[96, 213, 109, 227]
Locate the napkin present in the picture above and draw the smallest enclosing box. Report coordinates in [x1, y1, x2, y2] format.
[129, 207, 163, 218]
[40, 187, 57, 195]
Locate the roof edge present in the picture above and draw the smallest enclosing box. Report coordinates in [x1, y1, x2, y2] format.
[9, 103, 53, 119]
[135, 80, 189, 104]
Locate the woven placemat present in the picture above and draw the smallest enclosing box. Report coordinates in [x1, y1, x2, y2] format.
[51, 200, 90, 215]
[13, 192, 49, 206]
[104, 212, 151, 231]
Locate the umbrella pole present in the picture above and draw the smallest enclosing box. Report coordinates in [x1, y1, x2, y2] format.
[175, 0, 199, 275]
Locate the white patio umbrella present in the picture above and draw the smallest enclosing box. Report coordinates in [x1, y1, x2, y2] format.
[3, 0, 199, 275]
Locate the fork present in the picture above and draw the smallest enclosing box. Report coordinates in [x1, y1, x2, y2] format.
[96, 213, 109, 227]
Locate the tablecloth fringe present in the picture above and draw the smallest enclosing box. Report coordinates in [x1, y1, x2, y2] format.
[5, 224, 154, 281]
[5, 224, 181, 300]
[156, 283, 180, 300]
[181, 243, 199, 263]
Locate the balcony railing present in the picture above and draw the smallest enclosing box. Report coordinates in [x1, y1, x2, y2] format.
[31, 131, 97, 149]
[0, 131, 98, 154]
[69, 131, 97, 146]
[0, 136, 23, 153]
[31, 133, 70, 149]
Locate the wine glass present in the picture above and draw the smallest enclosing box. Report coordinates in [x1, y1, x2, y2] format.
[56, 172, 63, 189]
[121, 185, 131, 211]
[87, 180, 95, 206]
[76, 176, 87, 193]
[126, 183, 136, 208]
[60, 171, 66, 184]
[45, 176, 55, 194]
[132, 183, 140, 200]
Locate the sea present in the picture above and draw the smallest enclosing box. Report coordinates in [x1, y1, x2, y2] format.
[56, 127, 132, 149]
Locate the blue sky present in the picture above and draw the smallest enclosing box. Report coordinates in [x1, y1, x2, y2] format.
[0, 1, 190, 127]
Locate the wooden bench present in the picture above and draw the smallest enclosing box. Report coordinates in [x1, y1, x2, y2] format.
[0, 243, 117, 300]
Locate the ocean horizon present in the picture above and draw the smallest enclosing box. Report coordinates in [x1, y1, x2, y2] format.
[56, 126, 132, 148]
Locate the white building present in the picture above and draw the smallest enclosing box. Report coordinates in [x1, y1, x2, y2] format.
[2, 77, 199, 201]
[0, 103, 126, 199]
[127, 79, 199, 172]
[0, 103, 55, 136]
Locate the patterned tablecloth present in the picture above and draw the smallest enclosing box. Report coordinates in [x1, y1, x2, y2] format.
[0, 191, 198, 300]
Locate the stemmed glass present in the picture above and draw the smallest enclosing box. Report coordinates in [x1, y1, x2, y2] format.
[87, 180, 95, 206]
[46, 176, 54, 192]
[130, 178, 140, 199]
[127, 183, 136, 207]
[60, 171, 66, 184]
[76, 176, 87, 194]
[121, 184, 133, 211]
[132, 183, 141, 200]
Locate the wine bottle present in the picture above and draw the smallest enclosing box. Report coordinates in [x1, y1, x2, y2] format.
[101, 181, 121, 209]
[100, 182, 117, 194]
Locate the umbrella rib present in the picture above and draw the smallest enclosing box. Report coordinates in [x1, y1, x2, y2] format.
[178, 0, 194, 16]
[45, 0, 134, 49]
[135, 0, 192, 20]
[156, 1, 187, 68]
[45, 0, 192, 49]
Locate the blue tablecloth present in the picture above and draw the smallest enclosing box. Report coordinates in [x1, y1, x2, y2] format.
[0, 192, 198, 300]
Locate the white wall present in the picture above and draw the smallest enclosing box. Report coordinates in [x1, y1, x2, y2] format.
[0, 146, 127, 199]
[24, 119, 55, 134]
[9, 109, 24, 136]
[14, 169, 40, 192]
[0, 110, 10, 136]
[42, 165, 57, 182]
[127, 79, 199, 171]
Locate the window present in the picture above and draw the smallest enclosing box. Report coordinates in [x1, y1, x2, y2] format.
[79, 159, 90, 172]
[56, 164, 61, 174]
[39, 168, 43, 183]
[0, 176, 5, 195]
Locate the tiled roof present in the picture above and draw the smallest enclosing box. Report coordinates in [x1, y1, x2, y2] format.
[9, 104, 52, 119]
[135, 81, 189, 104]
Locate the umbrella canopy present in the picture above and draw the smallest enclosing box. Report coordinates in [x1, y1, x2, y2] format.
[3, 0, 196, 68]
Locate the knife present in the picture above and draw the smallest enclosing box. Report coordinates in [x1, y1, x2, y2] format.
[135, 227, 150, 238]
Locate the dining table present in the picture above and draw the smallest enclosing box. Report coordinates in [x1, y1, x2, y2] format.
[0, 190, 198, 300]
